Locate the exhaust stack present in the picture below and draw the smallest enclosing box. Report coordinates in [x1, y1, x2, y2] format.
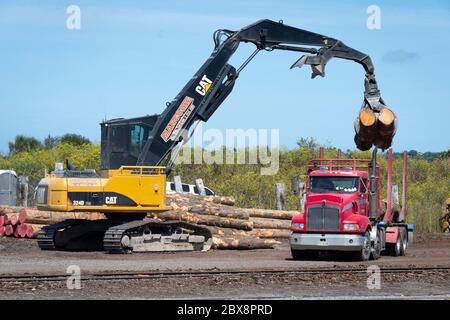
[368, 147, 379, 219]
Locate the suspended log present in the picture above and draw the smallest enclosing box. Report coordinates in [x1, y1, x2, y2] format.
[354, 107, 377, 151]
[374, 106, 397, 150]
[250, 217, 291, 230]
[150, 210, 253, 231]
[212, 236, 280, 250]
[240, 208, 297, 220]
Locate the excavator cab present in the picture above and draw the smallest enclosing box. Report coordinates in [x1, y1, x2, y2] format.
[100, 115, 159, 170]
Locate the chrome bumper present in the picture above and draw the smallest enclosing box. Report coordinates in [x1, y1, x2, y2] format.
[290, 233, 365, 251]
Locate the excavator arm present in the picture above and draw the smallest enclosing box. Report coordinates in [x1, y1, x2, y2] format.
[102, 19, 393, 171]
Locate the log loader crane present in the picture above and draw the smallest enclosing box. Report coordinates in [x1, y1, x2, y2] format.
[36, 19, 397, 253]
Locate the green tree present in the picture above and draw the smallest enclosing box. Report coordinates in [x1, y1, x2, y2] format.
[60, 134, 91, 146]
[8, 135, 42, 154]
[296, 137, 318, 150]
[43, 134, 61, 149]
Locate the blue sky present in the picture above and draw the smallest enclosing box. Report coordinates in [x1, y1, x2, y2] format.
[0, 0, 449, 153]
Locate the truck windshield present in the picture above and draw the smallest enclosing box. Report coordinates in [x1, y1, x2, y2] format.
[310, 176, 358, 193]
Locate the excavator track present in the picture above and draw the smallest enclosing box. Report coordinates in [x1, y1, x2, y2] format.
[37, 218, 213, 253]
[103, 219, 213, 254]
[37, 219, 117, 251]
[37, 219, 88, 250]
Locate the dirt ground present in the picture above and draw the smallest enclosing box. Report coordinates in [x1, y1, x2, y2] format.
[0, 234, 449, 299]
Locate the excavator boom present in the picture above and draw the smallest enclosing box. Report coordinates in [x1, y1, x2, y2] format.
[102, 19, 394, 172]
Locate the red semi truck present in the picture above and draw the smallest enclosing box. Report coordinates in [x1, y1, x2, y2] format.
[290, 148, 412, 261]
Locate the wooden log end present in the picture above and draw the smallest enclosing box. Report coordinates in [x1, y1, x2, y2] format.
[4, 225, 13, 236]
[359, 107, 376, 126]
[378, 107, 396, 126]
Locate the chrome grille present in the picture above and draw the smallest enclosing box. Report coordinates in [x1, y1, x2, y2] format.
[306, 205, 340, 231]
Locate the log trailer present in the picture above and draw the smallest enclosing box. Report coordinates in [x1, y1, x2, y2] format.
[290, 149, 413, 261]
[35, 19, 397, 253]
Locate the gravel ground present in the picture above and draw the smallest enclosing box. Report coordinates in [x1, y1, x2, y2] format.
[0, 234, 449, 299]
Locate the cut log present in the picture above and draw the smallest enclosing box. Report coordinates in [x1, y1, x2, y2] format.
[21, 208, 106, 225]
[249, 217, 291, 230]
[0, 225, 4, 237]
[26, 224, 43, 238]
[187, 204, 249, 220]
[249, 228, 291, 239]
[17, 208, 27, 224]
[240, 208, 297, 220]
[7, 214, 18, 226]
[205, 226, 291, 239]
[13, 225, 20, 237]
[16, 224, 28, 238]
[150, 211, 253, 231]
[374, 106, 397, 150]
[167, 193, 235, 207]
[26, 224, 45, 238]
[212, 236, 280, 250]
[0, 206, 22, 214]
[354, 107, 377, 151]
[0, 214, 7, 226]
[204, 196, 235, 206]
[4, 225, 13, 236]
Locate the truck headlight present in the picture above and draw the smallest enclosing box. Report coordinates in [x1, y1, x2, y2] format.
[343, 223, 360, 231]
[292, 222, 305, 230]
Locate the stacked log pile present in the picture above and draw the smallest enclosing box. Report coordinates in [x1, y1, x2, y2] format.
[0, 194, 298, 249]
[440, 198, 450, 233]
[0, 207, 38, 238]
[148, 193, 296, 249]
[0, 206, 106, 239]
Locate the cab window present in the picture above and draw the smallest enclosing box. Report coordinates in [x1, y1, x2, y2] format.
[360, 178, 368, 194]
[130, 125, 148, 158]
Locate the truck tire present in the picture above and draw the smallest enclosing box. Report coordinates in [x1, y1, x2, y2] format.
[400, 229, 407, 256]
[354, 232, 371, 261]
[387, 232, 402, 256]
[370, 230, 382, 260]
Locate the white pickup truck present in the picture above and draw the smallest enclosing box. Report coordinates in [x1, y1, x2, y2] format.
[166, 182, 215, 196]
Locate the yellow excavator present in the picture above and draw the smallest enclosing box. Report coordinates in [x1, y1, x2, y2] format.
[36, 19, 396, 253]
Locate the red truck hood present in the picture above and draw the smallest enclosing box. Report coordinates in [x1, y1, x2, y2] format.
[307, 193, 357, 205]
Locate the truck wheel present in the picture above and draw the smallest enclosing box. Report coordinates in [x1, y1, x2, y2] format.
[354, 232, 371, 261]
[387, 232, 402, 256]
[400, 230, 407, 256]
[370, 230, 382, 260]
